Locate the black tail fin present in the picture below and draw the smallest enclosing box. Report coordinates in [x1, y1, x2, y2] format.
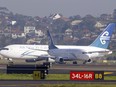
[47, 30, 58, 49]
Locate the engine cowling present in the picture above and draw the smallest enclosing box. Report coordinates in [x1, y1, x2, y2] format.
[47, 58, 55, 63]
[87, 59, 92, 63]
[55, 57, 64, 63]
[25, 59, 36, 62]
[83, 59, 92, 64]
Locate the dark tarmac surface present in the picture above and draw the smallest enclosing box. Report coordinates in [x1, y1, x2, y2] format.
[0, 64, 116, 86]
[49, 64, 116, 74]
[0, 64, 116, 74]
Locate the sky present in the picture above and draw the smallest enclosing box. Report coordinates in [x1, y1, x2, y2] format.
[0, 0, 116, 17]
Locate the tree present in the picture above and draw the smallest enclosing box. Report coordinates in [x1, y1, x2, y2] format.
[69, 15, 81, 20]
[80, 14, 96, 32]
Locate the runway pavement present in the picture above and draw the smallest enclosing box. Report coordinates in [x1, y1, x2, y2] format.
[49, 64, 116, 74]
[0, 64, 116, 74]
[0, 64, 116, 85]
[0, 80, 115, 86]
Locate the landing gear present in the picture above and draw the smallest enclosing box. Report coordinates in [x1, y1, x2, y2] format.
[43, 62, 51, 68]
[83, 60, 87, 64]
[83, 59, 92, 64]
[73, 61, 77, 64]
[6, 58, 14, 66]
[8, 61, 14, 66]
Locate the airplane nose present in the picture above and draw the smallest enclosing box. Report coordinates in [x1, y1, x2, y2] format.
[0, 48, 9, 50]
[0, 47, 9, 56]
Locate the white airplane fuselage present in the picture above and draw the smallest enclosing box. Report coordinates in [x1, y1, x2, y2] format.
[0, 44, 111, 61]
[48, 45, 111, 60]
[0, 45, 48, 59]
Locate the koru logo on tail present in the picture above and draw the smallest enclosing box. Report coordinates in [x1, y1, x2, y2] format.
[100, 31, 110, 45]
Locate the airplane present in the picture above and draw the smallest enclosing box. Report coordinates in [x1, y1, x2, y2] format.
[47, 23, 115, 64]
[0, 44, 55, 64]
[0, 23, 115, 64]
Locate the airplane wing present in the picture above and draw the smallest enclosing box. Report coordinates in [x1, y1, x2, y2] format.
[25, 54, 56, 62]
[33, 55, 55, 59]
[28, 48, 48, 52]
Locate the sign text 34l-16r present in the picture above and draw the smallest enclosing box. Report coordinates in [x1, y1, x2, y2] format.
[70, 71, 104, 80]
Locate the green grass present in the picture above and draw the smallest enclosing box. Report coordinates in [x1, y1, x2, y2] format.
[46, 74, 70, 80]
[105, 76, 116, 80]
[0, 84, 116, 87]
[0, 74, 116, 80]
[31, 84, 116, 87]
[0, 74, 70, 80]
[0, 74, 33, 80]
[0, 74, 116, 87]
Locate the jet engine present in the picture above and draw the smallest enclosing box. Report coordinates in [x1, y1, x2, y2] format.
[83, 59, 92, 64]
[55, 57, 65, 63]
[47, 58, 55, 63]
[25, 59, 36, 62]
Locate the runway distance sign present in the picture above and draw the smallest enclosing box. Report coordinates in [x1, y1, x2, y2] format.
[70, 71, 104, 80]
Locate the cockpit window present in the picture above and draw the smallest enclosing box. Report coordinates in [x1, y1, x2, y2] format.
[0, 48, 9, 50]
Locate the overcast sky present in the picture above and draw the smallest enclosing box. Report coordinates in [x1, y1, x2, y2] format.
[0, 0, 116, 17]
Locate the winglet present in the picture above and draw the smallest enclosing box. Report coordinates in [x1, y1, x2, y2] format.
[47, 30, 58, 49]
[90, 23, 115, 48]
